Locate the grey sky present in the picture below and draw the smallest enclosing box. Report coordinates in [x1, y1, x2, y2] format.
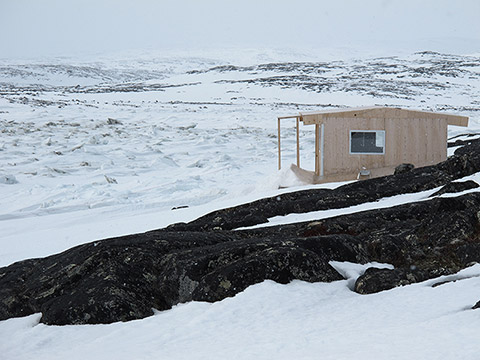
[1, 0, 479, 58]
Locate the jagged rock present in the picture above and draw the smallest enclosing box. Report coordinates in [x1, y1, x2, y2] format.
[473, 301, 480, 310]
[1, 139, 480, 325]
[107, 117, 122, 125]
[1, 190, 480, 325]
[448, 133, 480, 148]
[0, 232, 355, 325]
[429, 180, 479, 197]
[355, 267, 440, 294]
[394, 163, 415, 175]
[453, 137, 480, 156]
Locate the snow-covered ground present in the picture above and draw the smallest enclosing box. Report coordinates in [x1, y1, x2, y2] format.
[2, 262, 480, 360]
[1, 48, 480, 359]
[1, 49, 479, 264]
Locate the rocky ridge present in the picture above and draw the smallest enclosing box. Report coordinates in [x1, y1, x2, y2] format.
[1, 137, 480, 325]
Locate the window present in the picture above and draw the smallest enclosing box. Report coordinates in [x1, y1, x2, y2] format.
[350, 130, 385, 154]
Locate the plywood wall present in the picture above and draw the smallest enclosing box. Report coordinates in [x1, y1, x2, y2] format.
[321, 116, 448, 177]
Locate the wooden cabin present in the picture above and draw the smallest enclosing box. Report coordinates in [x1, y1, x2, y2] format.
[277, 107, 469, 184]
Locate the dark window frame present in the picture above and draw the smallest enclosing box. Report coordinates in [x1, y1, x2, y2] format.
[349, 130, 385, 155]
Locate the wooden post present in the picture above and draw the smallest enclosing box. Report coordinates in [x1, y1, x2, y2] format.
[315, 123, 319, 176]
[320, 123, 324, 177]
[296, 117, 300, 167]
[277, 117, 281, 170]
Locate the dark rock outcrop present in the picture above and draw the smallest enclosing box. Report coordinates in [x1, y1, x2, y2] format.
[355, 267, 433, 294]
[0, 231, 353, 325]
[394, 163, 415, 175]
[448, 133, 480, 148]
[1, 139, 480, 325]
[429, 180, 479, 197]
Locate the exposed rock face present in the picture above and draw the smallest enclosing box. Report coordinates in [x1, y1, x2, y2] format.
[355, 267, 432, 294]
[448, 134, 480, 148]
[394, 163, 415, 175]
[429, 180, 479, 197]
[0, 232, 352, 325]
[1, 138, 480, 325]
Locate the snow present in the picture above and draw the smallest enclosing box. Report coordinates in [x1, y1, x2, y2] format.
[236, 189, 438, 230]
[2, 264, 480, 360]
[1, 47, 480, 359]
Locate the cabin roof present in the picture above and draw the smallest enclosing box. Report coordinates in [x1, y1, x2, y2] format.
[289, 106, 469, 127]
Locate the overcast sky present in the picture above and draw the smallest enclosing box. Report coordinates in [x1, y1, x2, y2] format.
[1, 0, 479, 58]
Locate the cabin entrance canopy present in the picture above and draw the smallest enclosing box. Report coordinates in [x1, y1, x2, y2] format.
[277, 107, 469, 183]
[276, 114, 324, 176]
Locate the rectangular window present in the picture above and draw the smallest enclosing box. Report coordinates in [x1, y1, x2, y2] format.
[350, 130, 385, 154]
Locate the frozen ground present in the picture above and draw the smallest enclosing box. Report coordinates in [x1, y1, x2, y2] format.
[1, 48, 480, 359]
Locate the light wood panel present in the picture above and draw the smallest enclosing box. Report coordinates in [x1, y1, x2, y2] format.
[279, 107, 467, 183]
